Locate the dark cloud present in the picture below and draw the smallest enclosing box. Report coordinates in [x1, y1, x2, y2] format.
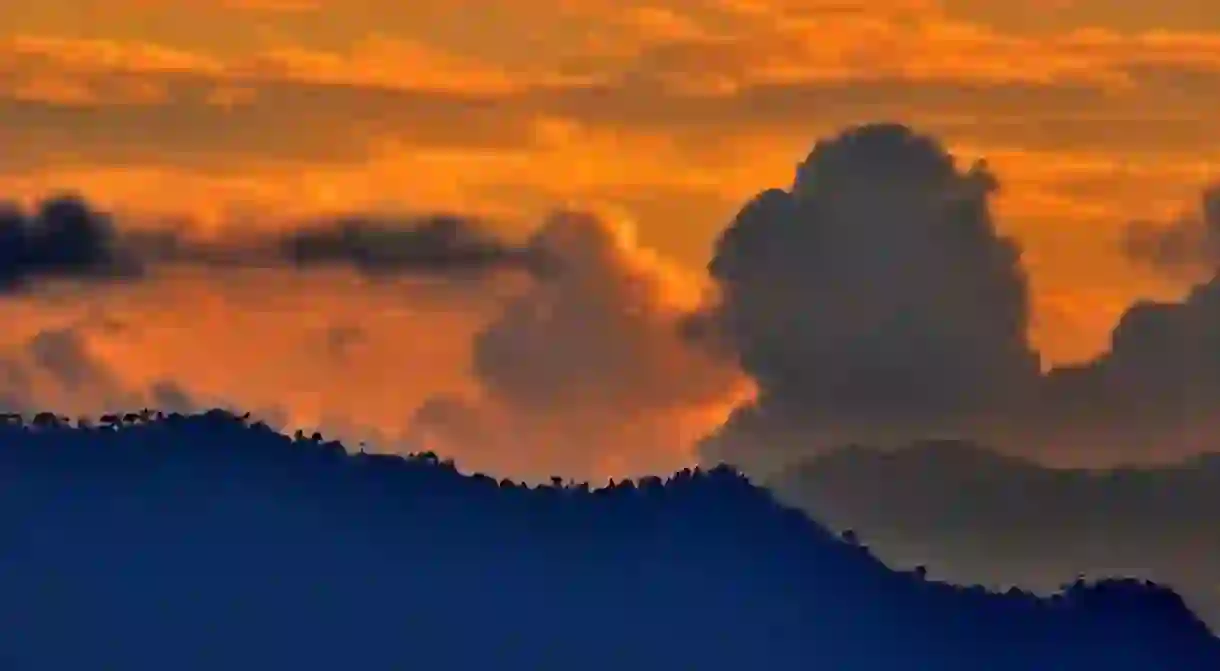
[770, 440, 1220, 629]
[278, 215, 551, 277]
[0, 192, 527, 292]
[1122, 184, 1220, 278]
[691, 123, 1041, 471]
[686, 124, 1220, 472]
[118, 210, 556, 281]
[0, 190, 555, 301]
[0, 193, 139, 291]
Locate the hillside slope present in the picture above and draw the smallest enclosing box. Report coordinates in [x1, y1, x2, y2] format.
[0, 411, 1216, 670]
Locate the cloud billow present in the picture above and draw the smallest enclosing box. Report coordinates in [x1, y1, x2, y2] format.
[407, 210, 744, 483]
[692, 123, 1041, 469]
[1035, 281, 1220, 461]
[690, 124, 1220, 471]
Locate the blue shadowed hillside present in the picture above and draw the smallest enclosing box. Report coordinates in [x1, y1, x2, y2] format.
[0, 409, 1216, 670]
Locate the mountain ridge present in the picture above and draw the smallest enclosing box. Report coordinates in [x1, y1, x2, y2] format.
[1, 410, 1216, 670]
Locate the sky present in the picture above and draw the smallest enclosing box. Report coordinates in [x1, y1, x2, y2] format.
[3, 0, 1220, 482]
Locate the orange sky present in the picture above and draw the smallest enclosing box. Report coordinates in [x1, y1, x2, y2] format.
[1, 0, 1218, 480]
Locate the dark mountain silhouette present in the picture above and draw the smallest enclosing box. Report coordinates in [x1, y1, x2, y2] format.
[770, 439, 1220, 630]
[1, 410, 1217, 670]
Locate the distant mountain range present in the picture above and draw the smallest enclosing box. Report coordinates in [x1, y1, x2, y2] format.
[770, 439, 1220, 630]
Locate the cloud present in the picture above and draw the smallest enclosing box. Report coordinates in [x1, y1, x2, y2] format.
[0, 193, 139, 291]
[407, 209, 746, 483]
[124, 215, 554, 287]
[27, 327, 121, 393]
[0, 324, 168, 415]
[1122, 184, 1220, 278]
[997, 182, 1220, 462]
[685, 124, 1220, 472]
[1034, 275, 1220, 462]
[277, 215, 551, 278]
[690, 123, 1041, 471]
